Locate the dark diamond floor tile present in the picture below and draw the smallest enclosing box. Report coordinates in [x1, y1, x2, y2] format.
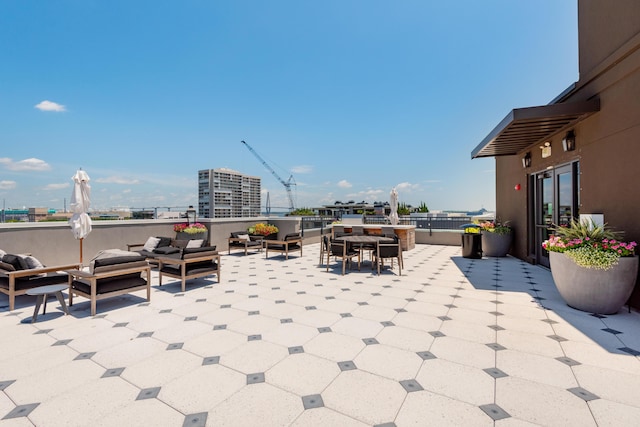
[363, 338, 379, 345]
[167, 343, 184, 350]
[489, 311, 504, 316]
[160, 309, 172, 314]
[289, 346, 304, 354]
[138, 331, 154, 338]
[381, 321, 395, 327]
[547, 335, 568, 342]
[567, 387, 599, 401]
[203, 356, 220, 366]
[74, 352, 96, 361]
[479, 403, 510, 421]
[325, 296, 335, 300]
[340, 313, 352, 318]
[213, 324, 227, 330]
[185, 316, 198, 321]
[136, 387, 161, 400]
[174, 294, 185, 297]
[0, 380, 15, 391]
[302, 394, 324, 409]
[541, 319, 558, 324]
[93, 314, 108, 319]
[488, 325, 505, 331]
[113, 322, 128, 328]
[183, 412, 207, 427]
[590, 313, 607, 319]
[429, 331, 445, 338]
[52, 339, 72, 346]
[196, 298, 206, 302]
[305, 306, 317, 311]
[280, 318, 293, 324]
[444, 304, 457, 309]
[220, 304, 231, 309]
[618, 347, 640, 356]
[3, 403, 39, 419]
[438, 316, 451, 321]
[33, 329, 53, 334]
[399, 379, 423, 392]
[102, 367, 125, 378]
[484, 367, 508, 378]
[247, 372, 265, 384]
[338, 361, 357, 371]
[248, 335, 262, 341]
[318, 327, 332, 333]
[374, 423, 397, 427]
[486, 343, 507, 351]
[248, 311, 259, 316]
[358, 302, 369, 306]
[395, 308, 407, 313]
[556, 356, 581, 366]
[275, 300, 285, 304]
[417, 351, 436, 360]
[601, 328, 622, 335]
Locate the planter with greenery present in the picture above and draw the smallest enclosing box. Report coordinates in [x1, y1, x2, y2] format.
[543, 219, 638, 314]
[479, 221, 513, 257]
[174, 222, 208, 240]
[248, 223, 279, 239]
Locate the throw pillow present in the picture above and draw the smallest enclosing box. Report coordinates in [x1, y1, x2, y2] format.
[0, 249, 6, 258]
[143, 236, 161, 252]
[23, 255, 45, 270]
[186, 239, 204, 248]
[2, 254, 29, 271]
[237, 234, 250, 241]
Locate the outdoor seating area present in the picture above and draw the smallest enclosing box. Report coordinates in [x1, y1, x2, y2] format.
[1, 242, 639, 426]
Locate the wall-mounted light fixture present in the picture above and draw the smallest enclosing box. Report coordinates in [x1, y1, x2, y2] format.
[562, 130, 576, 151]
[522, 152, 531, 168]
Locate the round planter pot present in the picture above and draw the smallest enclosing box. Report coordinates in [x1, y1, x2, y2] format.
[549, 251, 639, 314]
[481, 232, 512, 257]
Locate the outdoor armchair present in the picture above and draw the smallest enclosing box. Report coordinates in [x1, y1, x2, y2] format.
[264, 233, 303, 259]
[67, 253, 151, 316]
[228, 231, 263, 255]
[325, 237, 359, 275]
[374, 235, 403, 275]
[156, 246, 220, 292]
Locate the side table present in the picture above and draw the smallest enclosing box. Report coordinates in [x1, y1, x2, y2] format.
[26, 284, 69, 323]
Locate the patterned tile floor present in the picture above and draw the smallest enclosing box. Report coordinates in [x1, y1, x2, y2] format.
[1, 243, 640, 426]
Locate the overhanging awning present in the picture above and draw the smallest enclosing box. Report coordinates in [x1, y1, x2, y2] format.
[471, 99, 600, 159]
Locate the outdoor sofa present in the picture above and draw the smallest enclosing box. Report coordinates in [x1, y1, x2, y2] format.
[0, 252, 79, 311]
[127, 236, 209, 265]
[156, 246, 220, 292]
[227, 231, 264, 255]
[264, 233, 303, 259]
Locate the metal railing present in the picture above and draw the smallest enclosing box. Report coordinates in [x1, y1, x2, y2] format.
[300, 215, 472, 236]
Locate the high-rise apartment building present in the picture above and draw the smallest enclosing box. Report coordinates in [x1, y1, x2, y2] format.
[198, 168, 261, 218]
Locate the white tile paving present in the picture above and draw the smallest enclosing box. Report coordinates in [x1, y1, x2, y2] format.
[1, 243, 639, 426]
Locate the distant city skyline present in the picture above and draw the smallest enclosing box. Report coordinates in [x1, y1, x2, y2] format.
[1, 1, 578, 212]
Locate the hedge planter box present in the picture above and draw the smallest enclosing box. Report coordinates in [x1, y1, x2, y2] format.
[176, 232, 207, 241]
[481, 232, 512, 257]
[549, 251, 638, 314]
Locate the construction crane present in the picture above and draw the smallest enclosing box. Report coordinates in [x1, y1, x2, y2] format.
[241, 140, 296, 211]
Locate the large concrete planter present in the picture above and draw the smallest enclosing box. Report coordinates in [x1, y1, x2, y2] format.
[481, 231, 512, 257]
[176, 231, 207, 241]
[549, 251, 638, 314]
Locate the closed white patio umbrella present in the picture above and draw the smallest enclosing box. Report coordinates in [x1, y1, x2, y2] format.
[389, 187, 399, 225]
[69, 169, 92, 264]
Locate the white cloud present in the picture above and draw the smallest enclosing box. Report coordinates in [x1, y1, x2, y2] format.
[96, 176, 140, 185]
[0, 157, 51, 171]
[291, 165, 313, 174]
[396, 182, 420, 191]
[0, 180, 17, 190]
[337, 180, 352, 188]
[44, 183, 70, 190]
[35, 100, 66, 112]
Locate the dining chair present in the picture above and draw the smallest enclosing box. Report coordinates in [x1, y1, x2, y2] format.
[374, 235, 403, 275]
[326, 238, 360, 275]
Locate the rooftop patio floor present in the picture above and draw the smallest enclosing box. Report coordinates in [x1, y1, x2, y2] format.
[1, 243, 640, 426]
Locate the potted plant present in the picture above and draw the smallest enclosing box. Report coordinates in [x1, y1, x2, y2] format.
[248, 223, 279, 240]
[479, 220, 513, 257]
[174, 222, 208, 240]
[543, 219, 638, 314]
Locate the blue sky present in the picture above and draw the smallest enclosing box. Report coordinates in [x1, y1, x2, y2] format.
[0, 0, 578, 213]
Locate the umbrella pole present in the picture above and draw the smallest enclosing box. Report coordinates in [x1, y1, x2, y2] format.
[80, 238, 83, 265]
